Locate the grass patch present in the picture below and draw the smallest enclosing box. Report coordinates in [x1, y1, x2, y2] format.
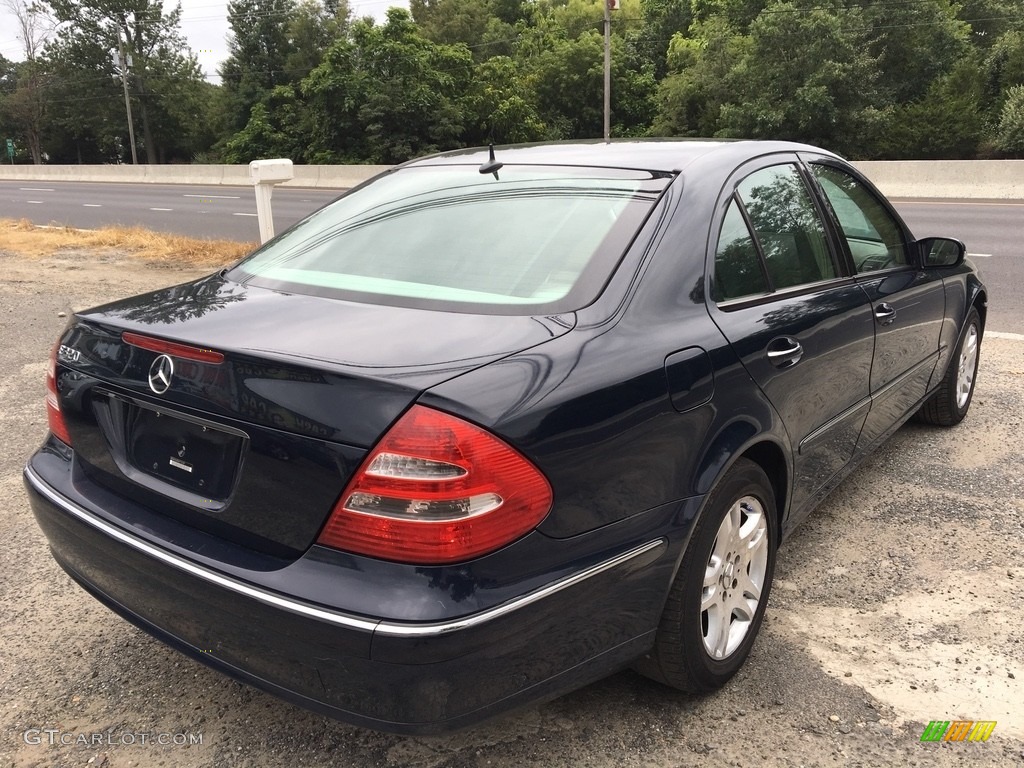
[0, 218, 256, 267]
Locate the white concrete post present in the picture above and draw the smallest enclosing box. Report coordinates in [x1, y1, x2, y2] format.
[249, 159, 294, 244]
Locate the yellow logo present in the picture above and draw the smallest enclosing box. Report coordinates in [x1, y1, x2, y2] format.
[920, 721, 996, 742]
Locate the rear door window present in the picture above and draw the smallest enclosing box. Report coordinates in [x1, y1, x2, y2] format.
[712, 199, 770, 302]
[736, 164, 837, 290]
[712, 163, 840, 303]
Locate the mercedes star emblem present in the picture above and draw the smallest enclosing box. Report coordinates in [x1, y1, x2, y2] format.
[148, 354, 175, 395]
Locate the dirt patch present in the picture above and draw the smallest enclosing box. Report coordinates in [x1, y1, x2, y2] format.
[1, 249, 1021, 767]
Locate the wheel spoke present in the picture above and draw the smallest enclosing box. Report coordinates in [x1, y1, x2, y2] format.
[718, 503, 737, 544]
[738, 505, 766, 551]
[735, 566, 762, 608]
[712, 613, 731, 658]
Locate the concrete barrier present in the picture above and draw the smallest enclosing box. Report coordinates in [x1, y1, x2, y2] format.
[1, 161, 1022, 198]
[0, 164, 389, 190]
[852, 160, 1024, 200]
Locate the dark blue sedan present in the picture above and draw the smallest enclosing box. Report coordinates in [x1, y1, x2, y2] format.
[24, 140, 986, 733]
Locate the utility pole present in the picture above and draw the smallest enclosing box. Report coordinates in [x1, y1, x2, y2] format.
[603, 0, 618, 142]
[118, 35, 138, 165]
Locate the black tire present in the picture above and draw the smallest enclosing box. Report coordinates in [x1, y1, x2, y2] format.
[916, 307, 982, 427]
[636, 458, 778, 692]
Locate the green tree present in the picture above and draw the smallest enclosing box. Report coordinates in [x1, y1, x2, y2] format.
[464, 56, 547, 143]
[302, 8, 473, 163]
[38, 35, 123, 162]
[859, 0, 971, 105]
[223, 85, 309, 162]
[286, 0, 351, 77]
[650, 18, 749, 137]
[636, 0, 693, 78]
[711, 4, 882, 156]
[522, 28, 655, 139]
[985, 30, 1024, 99]
[44, 0, 205, 163]
[875, 57, 987, 159]
[411, 0, 492, 51]
[994, 85, 1024, 156]
[219, 0, 298, 133]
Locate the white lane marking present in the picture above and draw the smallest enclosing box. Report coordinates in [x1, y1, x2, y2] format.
[149, 207, 173, 211]
[19, 187, 54, 192]
[26, 200, 43, 204]
[83, 203, 101, 208]
[967, 253, 992, 258]
[987, 331, 1024, 341]
[182, 194, 241, 199]
[232, 212, 258, 217]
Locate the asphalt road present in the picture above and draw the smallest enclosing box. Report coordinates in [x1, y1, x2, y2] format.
[895, 200, 1023, 334]
[0, 180, 340, 241]
[1, 180, 1020, 333]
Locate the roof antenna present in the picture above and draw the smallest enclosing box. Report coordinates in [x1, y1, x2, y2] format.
[479, 144, 503, 180]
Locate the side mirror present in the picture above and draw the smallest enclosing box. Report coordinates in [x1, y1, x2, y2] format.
[918, 237, 965, 268]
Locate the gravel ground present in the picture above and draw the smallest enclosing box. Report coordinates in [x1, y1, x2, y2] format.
[1, 251, 1022, 768]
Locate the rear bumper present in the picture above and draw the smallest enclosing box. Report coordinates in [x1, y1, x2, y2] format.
[25, 458, 684, 733]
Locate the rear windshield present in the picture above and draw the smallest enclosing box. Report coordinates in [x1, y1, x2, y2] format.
[228, 164, 672, 314]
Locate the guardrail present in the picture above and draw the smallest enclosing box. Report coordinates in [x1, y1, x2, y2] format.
[1, 160, 1023, 199]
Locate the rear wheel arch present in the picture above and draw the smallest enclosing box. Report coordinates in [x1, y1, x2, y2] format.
[740, 441, 788, 535]
[694, 433, 790, 546]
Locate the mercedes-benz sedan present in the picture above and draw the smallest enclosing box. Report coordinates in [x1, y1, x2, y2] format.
[24, 140, 986, 733]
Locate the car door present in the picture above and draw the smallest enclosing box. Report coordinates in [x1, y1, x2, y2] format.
[706, 158, 875, 518]
[803, 158, 946, 447]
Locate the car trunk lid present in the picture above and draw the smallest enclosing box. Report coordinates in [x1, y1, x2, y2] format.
[54, 274, 574, 557]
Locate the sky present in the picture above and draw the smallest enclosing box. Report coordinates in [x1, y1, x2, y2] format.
[0, 0, 402, 82]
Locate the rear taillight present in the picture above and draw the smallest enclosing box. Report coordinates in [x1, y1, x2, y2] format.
[317, 405, 552, 564]
[46, 342, 72, 446]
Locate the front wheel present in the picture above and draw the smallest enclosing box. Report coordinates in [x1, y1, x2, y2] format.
[916, 307, 982, 426]
[636, 458, 778, 692]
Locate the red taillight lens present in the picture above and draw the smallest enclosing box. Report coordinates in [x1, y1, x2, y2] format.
[46, 342, 72, 446]
[317, 405, 552, 564]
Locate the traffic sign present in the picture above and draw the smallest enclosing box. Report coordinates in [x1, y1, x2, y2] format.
[5, 138, 13, 160]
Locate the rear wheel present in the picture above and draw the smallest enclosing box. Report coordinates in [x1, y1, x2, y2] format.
[916, 307, 982, 426]
[636, 458, 777, 692]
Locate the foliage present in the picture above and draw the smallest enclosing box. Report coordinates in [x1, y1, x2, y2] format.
[302, 8, 473, 163]
[5, 0, 1023, 163]
[994, 85, 1024, 156]
[41, 0, 208, 163]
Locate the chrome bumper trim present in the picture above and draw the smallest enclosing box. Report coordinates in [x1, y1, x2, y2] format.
[25, 464, 666, 638]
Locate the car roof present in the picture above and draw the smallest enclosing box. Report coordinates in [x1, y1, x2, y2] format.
[406, 139, 840, 174]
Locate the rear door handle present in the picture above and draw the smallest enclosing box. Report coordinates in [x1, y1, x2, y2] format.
[874, 303, 896, 325]
[766, 337, 803, 368]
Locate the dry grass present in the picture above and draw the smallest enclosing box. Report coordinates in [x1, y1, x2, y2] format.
[0, 218, 256, 267]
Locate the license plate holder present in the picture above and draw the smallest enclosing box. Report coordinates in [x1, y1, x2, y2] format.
[127, 404, 245, 500]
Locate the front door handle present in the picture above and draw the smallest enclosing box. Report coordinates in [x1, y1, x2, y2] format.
[875, 302, 896, 326]
[766, 337, 804, 369]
